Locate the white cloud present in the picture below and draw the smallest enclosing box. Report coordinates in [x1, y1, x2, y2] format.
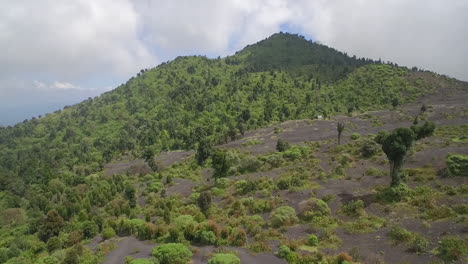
[289, 0, 468, 80]
[0, 0, 156, 78]
[1, 0, 467, 124]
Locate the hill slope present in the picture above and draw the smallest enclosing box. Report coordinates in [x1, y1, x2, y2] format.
[0, 32, 467, 264]
[0, 33, 451, 185]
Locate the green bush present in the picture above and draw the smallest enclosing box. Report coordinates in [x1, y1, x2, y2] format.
[446, 154, 468, 177]
[408, 235, 430, 253]
[308, 235, 319, 246]
[277, 245, 292, 258]
[277, 245, 297, 262]
[195, 230, 217, 245]
[377, 184, 411, 203]
[388, 226, 413, 243]
[298, 198, 331, 220]
[389, 226, 430, 253]
[81, 220, 99, 239]
[208, 253, 240, 264]
[152, 243, 192, 264]
[102, 227, 117, 240]
[148, 182, 164, 193]
[129, 259, 155, 264]
[360, 139, 380, 158]
[46, 236, 62, 252]
[270, 206, 298, 227]
[341, 200, 365, 217]
[437, 236, 467, 263]
[276, 139, 290, 152]
[350, 133, 361, 140]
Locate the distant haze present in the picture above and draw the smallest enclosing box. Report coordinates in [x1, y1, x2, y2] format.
[1, 0, 467, 125]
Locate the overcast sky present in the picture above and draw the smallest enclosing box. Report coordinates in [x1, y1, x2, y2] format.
[1, 0, 467, 125]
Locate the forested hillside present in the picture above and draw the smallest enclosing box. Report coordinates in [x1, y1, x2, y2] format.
[0, 33, 466, 264]
[0, 33, 432, 185]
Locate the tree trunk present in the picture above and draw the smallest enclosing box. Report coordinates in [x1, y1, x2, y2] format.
[391, 158, 404, 186]
[338, 133, 341, 145]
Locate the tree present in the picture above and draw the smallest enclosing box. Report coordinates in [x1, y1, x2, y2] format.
[63, 247, 79, 264]
[143, 149, 158, 172]
[375, 122, 435, 186]
[420, 103, 427, 112]
[211, 150, 230, 179]
[38, 210, 64, 242]
[195, 139, 213, 166]
[337, 122, 345, 145]
[197, 192, 212, 214]
[124, 184, 136, 208]
[392, 98, 399, 109]
[81, 221, 98, 239]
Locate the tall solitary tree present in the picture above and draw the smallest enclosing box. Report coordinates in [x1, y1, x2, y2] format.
[375, 122, 435, 186]
[211, 150, 230, 179]
[337, 122, 345, 145]
[197, 191, 212, 215]
[196, 139, 213, 166]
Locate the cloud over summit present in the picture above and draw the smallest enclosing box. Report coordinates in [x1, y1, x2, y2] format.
[1, 0, 467, 124]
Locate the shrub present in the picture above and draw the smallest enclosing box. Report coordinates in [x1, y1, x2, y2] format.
[408, 235, 430, 253]
[129, 259, 155, 264]
[308, 235, 319, 246]
[148, 182, 164, 193]
[270, 206, 298, 227]
[437, 236, 467, 262]
[377, 184, 411, 203]
[388, 226, 413, 243]
[81, 220, 99, 239]
[350, 133, 361, 140]
[388, 226, 430, 253]
[360, 139, 380, 158]
[102, 227, 116, 240]
[152, 243, 192, 264]
[46, 236, 62, 252]
[215, 178, 229, 189]
[446, 154, 468, 177]
[276, 139, 290, 152]
[344, 216, 385, 234]
[298, 198, 331, 220]
[277, 245, 292, 258]
[341, 200, 365, 217]
[337, 252, 353, 263]
[195, 230, 217, 245]
[208, 253, 240, 264]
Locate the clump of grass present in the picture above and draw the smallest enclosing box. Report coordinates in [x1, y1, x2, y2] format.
[366, 167, 386, 178]
[403, 166, 437, 182]
[242, 139, 263, 146]
[344, 216, 385, 234]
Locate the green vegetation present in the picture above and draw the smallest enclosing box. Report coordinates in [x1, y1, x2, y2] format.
[0, 32, 464, 264]
[152, 243, 192, 264]
[388, 226, 430, 253]
[375, 122, 435, 186]
[437, 236, 467, 263]
[129, 259, 155, 264]
[337, 122, 345, 145]
[270, 206, 299, 227]
[446, 154, 468, 177]
[208, 253, 241, 264]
